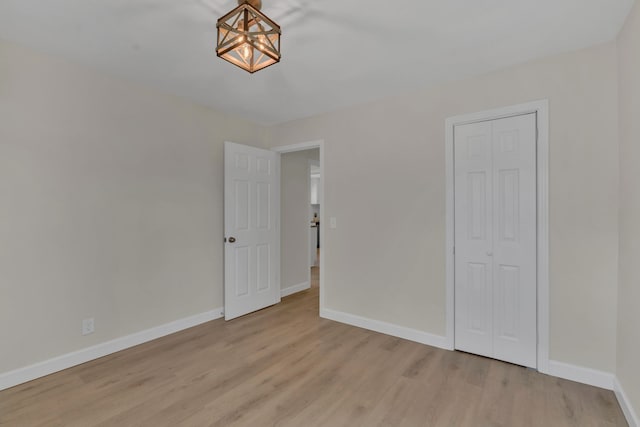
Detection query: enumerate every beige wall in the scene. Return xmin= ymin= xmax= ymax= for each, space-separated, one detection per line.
xmin=281 ymin=149 xmax=320 ymax=291
xmin=0 ymin=39 xmax=266 ymax=373
xmin=617 ymin=0 xmax=640 ymax=417
xmin=0 ymin=32 xmax=628 ymax=387
xmin=267 ymin=43 xmax=620 ymax=373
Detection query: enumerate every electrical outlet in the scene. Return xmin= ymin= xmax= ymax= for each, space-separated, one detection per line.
xmin=82 ymin=318 xmax=95 ymax=336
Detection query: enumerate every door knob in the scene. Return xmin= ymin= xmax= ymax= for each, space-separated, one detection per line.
xmin=228 ymin=237 xmax=237 ymax=243
xmin=486 ymin=251 xmax=493 ymax=257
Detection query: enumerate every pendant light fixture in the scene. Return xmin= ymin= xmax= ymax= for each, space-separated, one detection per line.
xmin=216 ymin=0 xmax=281 ymax=73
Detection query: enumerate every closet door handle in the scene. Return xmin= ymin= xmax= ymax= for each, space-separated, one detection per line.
xmin=486 ymin=251 xmax=493 ymax=257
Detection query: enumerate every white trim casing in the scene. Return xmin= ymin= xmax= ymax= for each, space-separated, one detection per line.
xmin=272 ymin=140 xmax=325 ymax=313
xmin=546 ymin=360 xmax=614 ymax=390
xmin=445 ymin=100 xmax=550 ymax=372
xmin=281 ymin=281 xmax=311 ymax=298
xmin=445 ymin=118 xmax=455 ymax=351
xmin=321 ymin=308 xmax=449 ymax=350
xmin=272 ymin=140 xmax=323 ymax=154
xmin=615 ymin=377 xmax=640 ymax=427
xmin=0 ymin=308 xmax=224 ymax=391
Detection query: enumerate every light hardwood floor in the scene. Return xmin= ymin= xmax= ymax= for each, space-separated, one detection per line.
xmin=0 ymin=267 xmax=627 ymax=426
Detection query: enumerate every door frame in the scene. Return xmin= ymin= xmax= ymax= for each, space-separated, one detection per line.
xmin=445 ymin=100 xmax=549 ymax=373
xmin=272 ymin=140 xmax=325 ymax=313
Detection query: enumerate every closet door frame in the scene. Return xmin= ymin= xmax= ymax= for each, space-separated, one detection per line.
xmin=444 ymin=99 xmax=549 ymax=374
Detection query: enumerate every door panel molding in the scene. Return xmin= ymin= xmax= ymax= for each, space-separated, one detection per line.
xmin=445 ymin=100 xmax=549 ymax=374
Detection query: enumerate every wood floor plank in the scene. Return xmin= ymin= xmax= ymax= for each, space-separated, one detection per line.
xmin=0 ymin=268 xmax=628 ymax=426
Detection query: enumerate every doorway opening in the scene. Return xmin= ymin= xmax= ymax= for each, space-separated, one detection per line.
xmin=309 ymin=159 xmax=321 ymax=293
xmin=273 ymin=141 xmax=325 ymax=313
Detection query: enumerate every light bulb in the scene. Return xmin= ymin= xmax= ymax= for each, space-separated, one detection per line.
xmin=239 ymin=44 xmax=251 ymax=60
xmin=235 ymin=32 xmax=251 ymax=60
xmin=257 ymin=34 xmax=268 ymax=50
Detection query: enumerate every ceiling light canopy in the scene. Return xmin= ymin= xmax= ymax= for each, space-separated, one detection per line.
xmin=216 ymin=0 xmax=281 ymax=74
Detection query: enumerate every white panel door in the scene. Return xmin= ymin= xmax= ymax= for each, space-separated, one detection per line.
xmin=224 ymin=142 xmax=280 ymax=320
xmin=454 ymin=121 xmax=494 ymax=359
xmin=454 ymin=113 xmax=537 ymax=368
xmin=491 ymin=114 xmax=537 ymax=367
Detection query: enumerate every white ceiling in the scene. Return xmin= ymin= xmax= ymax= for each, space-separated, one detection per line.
xmin=0 ymin=0 xmax=634 ymax=124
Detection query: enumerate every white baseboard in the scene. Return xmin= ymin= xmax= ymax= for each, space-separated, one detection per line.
xmin=320 ymin=308 xmax=449 ymax=350
xmin=317 ymin=310 xmax=619 ymax=392
xmin=0 ymin=307 xmax=224 ymax=391
xmin=615 ymin=377 xmax=639 ymax=427
xmin=4 ymin=304 xmax=635 ymax=427
xmin=546 ymin=360 xmax=614 ymax=390
xmin=281 ymin=282 xmax=310 ymax=298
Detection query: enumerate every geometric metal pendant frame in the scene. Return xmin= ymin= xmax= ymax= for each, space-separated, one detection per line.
xmin=216 ymin=1 xmax=281 ymax=73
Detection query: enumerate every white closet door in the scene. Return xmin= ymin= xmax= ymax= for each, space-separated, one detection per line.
xmin=454 ymin=121 xmax=495 ymax=359
xmin=491 ymin=114 xmax=537 ymax=367
xmin=454 ymin=113 xmax=537 ymax=368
